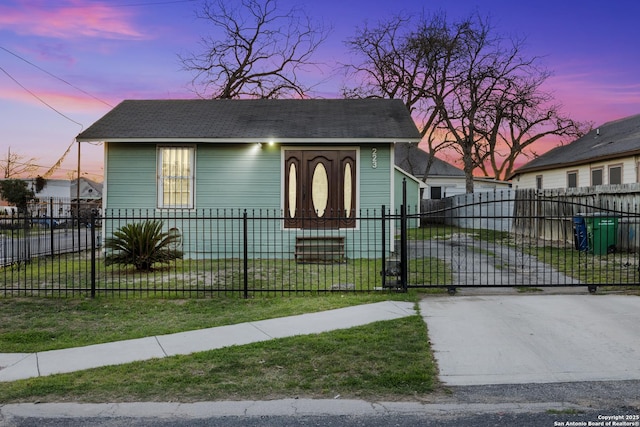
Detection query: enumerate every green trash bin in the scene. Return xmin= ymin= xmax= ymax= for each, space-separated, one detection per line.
xmin=585 ymin=214 xmax=619 ymax=255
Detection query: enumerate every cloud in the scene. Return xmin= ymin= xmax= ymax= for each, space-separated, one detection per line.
xmin=33 ymin=42 xmax=77 ymax=65
xmin=0 ymin=83 xmax=115 ymax=115
xmin=544 ymin=70 xmax=640 ymax=124
xmin=0 ymin=0 xmax=148 ymax=40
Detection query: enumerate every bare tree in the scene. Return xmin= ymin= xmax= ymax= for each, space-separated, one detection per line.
xmin=475 ymin=74 xmax=590 ymax=179
xmin=0 ymin=147 xmax=38 ymax=178
xmin=343 ymin=13 xmax=456 ymax=181
xmin=345 ymin=12 xmax=587 ymax=192
xmin=180 ymin=0 xmax=329 ymax=99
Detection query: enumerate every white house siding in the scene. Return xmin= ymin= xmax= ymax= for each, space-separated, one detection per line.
xmin=423 ymin=176 xmax=511 ymax=199
xmin=424 ymin=176 xmax=466 ymax=199
xmin=27 ymin=179 xmax=73 ymax=218
xmin=513 ymin=156 xmax=640 ymax=190
xmin=28 ymin=179 xmax=71 ymax=199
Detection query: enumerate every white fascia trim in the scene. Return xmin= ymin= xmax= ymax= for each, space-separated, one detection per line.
xmin=77 ymin=137 xmax=419 ymax=144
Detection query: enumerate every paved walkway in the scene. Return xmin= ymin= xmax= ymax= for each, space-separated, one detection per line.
xmin=0 ymin=300 xmax=416 ymax=382
xmin=2 ymin=294 xmax=639 ymax=388
xmin=420 ymin=293 xmax=640 ymax=386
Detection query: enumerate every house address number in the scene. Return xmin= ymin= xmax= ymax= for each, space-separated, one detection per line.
xmin=371 ymin=148 xmax=378 ymax=169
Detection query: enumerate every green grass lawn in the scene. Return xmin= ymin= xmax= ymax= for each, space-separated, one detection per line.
xmin=526 ymin=246 xmax=640 ymax=287
xmin=2 ymin=254 xmax=445 ymax=294
xmin=0 ymin=293 xmax=439 ymax=403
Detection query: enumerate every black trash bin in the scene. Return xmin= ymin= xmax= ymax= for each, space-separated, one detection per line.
xmin=573 ymin=215 xmax=588 ymax=251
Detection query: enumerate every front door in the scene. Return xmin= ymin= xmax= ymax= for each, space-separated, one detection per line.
xmin=285 ymin=149 xmax=356 ymax=229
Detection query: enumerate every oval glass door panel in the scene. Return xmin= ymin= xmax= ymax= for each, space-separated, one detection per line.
xmin=288 ymin=163 xmax=297 ymax=218
xmin=344 ymin=163 xmax=352 ymax=217
xmin=312 ymin=163 xmax=328 ymax=217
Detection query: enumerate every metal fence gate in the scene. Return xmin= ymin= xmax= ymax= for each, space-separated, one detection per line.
xmin=2 ymin=187 xmax=640 ymax=297
xmin=399 ymin=187 xmax=640 ymax=294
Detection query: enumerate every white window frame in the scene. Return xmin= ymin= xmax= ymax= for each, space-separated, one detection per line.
xmin=157 ymin=145 xmax=195 ymax=209
xmin=567 ymin=170 xmax=578 ymax=188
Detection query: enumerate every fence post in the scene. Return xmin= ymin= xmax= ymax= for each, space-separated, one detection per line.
xmin=49 ymin=198 xmax=55 ymax=258
xmin=23 ymin=211 xmax=31 ymax=263
xmin=381 ymin=205 xmax=386 ymax=288
xmin=90 ymin=211 xmax=96 ymax=298
xmin=243 ymin=210 xmax=248 ymax=299
xmin=400 ymin=179 xmax=408 ymax=292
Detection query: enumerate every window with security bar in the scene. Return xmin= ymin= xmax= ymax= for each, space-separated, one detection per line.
xmin=157 ymin=146 xmax=195 ymax=209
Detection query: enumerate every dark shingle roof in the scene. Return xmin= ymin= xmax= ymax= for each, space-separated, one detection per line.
xmin=512 ymin=113 xmax=640 ymax=177
xmin=394 ymin=144 xmax=464 ymax=177
xmin=77 ymin=99 xmax=421 ymax=142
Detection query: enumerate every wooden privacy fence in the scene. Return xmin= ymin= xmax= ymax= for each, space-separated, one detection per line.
xmin=513 ymin=185 xmax=640 ymax=251
xmin=422 ymin=184 xmax=640 ymax=252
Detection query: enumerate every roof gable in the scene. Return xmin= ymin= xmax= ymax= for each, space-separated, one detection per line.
xmin=394 ymin=144 xmax=465 ymax=177
xmin=77 ymin=99 xmax=421 ymax=142
xmin=513 ymin=113 xmax=640 ymax=176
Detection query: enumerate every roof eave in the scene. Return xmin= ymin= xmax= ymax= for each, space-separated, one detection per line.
xmin=76 ymin=137 xmax=420 ymax=144
xmin=510 ymin=149 xmax=640 ymax=179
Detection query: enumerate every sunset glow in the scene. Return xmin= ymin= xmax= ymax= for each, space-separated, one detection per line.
xmin=0 ymin=1 xmax=145 ymax=40
xmin=1 ymin=0 xmax=639 ymax=180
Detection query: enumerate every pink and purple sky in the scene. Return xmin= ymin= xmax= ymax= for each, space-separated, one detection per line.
xmin=1 ymin=0 xmax=639 ymax=180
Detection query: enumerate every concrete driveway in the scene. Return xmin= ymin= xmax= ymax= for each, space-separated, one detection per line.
xmin=419 ymin=294 xmax=640 ymax=386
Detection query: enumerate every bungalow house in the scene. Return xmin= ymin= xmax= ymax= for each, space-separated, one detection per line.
xmin=76 ymin=98 xmax=421 ymax=259
xmin=71 ymin=177 xmax=103 ymax=201
xmin=509 ymin=113 xmax=640 ymax=189
xmin=394 ymin=144 xmax=510 ymax=199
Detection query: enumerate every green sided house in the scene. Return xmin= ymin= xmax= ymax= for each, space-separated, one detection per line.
xmin=76 ymin=98 xmax=421 ymax=261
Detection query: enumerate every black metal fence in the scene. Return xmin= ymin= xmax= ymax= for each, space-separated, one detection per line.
xmin=413 ymin=189 xmax=640 ymax=294
xmin=2 ymin=189 xmax=639 ymax=298
xmin=1 ymin=207 xmax=411 ymax=298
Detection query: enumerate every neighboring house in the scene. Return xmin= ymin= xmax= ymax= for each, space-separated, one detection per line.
xmin=0 ymin=178 xmax=71 ymax=218
xmin=394 ymin=144 xmax=510 ymax=199
xmin=26 ymin=178 xmax=71 ymax=199
xmin=509 ymin=113 xmax=640 ymax=189
xmin=28 ymin=178 xmax=71 ymax=219
xmin=17 ymin=178 xmax=102 ymax=219
xmin=71 ymin=177 xmax=103 ymax=200
xmin=76 ymin=98 xmax=421 ymax=258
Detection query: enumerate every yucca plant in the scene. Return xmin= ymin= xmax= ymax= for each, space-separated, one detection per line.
xmin=104 ymin=220 xmax=183 ymax=271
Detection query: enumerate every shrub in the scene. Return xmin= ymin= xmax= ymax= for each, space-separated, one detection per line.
xmin=104 ymin=220 xmax=183 ymax=271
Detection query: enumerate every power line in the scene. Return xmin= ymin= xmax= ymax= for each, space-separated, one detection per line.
xmin=0 ymin=65 xmax=84 ymax=130
xmin=0 ymin=46 xmax=113 ymax=108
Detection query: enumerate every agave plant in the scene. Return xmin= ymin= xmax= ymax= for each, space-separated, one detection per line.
xmin=104 ymin=220 xmax=183 ymax=271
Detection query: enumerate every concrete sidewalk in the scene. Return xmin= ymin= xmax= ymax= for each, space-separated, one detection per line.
xmin=0 ymin=300 xmax=416 ymax=383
